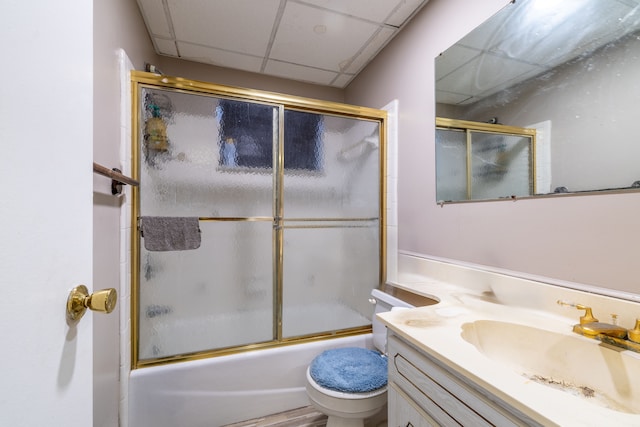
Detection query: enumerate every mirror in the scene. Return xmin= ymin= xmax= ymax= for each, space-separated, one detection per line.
xmin=435 ymin=0 xmax=640 ymax=201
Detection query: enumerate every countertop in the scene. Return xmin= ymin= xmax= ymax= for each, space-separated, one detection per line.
xmin=377 ymin=278 xmax=640 ymax=426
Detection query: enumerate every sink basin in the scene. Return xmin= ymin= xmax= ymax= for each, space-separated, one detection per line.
xmin=461 ymin=320 xmax=640 ymax=413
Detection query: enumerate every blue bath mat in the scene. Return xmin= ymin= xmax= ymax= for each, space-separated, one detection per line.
xmin=310 ymin=347 xmax=387 ymax=393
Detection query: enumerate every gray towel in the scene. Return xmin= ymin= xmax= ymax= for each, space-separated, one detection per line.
xmin=140 ymin=216 xmax=201 ymax=251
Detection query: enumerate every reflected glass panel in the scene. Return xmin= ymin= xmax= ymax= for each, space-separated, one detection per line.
xmin=282 ymin=223 xmax=379 ymax=338
xmin=470 ymin=132 xmax=532 ymax=200
xmin=436 ymin=121 xmax=533 ymax=201
xmin=436 ymin=128 xmax=467 ymax=202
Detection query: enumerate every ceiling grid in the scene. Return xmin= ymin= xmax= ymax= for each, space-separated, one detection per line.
xmin=136 ymin=0 xmax=430 ymax=87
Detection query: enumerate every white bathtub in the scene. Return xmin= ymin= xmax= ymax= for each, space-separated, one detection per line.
xmin=129 ymin=334 xmax=373 ymax=427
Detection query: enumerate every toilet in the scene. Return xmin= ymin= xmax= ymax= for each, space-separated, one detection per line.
xmin=305 ymin=288 xmax=414 ymax=427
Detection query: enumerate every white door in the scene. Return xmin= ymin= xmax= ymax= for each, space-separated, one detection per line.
xmin=0 ymin=1 xmax=94 ymax=425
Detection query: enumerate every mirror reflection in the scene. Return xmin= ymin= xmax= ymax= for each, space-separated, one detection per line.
xmin=435 ymin=0 xmax=640 ymax=201
xmin=436 ymin=118 xmax=535 ymax=202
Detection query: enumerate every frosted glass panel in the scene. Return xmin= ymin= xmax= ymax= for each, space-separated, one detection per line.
xmin=138 ymin=221 xmax=273 ymax=360
xmin=281 ymin=223 xmax=378 ymax=338
xmin=139 ymin=88 xmax=277 ymax=218
xmin=283 ymin=112 xmax=380 ymax=218
xmin=471 ymin=132 xmax=532 ymax=199
xmin=436 ymin=129 xmax=467 ymax=202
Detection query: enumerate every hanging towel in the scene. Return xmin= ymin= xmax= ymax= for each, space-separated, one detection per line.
xmin=140 ymin=216 xmax=201 ymax=251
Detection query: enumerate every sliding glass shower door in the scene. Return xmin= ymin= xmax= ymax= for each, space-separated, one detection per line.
xmin=132 ymin=72 xmax=386 ymax=367
xmin=281 ymin=112 xmax=380 ymax=338
xmin=136 ymin=88 xmax=278 ymax=361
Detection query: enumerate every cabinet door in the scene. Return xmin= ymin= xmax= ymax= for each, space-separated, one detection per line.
xmin=389 ymin=383 xmax=439 ymax=427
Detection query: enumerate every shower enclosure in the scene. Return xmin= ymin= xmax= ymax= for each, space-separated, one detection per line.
xmin=131 ymin=72 xmax=386 ymax=367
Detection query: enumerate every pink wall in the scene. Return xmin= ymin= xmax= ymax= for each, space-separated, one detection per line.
xmin=346 ymin=0 xmax=640 ymax=294
xmin=93 ymin=0 xmax=157 ymax=425
xmin=157 ymin=57 xmax=345 ymax=103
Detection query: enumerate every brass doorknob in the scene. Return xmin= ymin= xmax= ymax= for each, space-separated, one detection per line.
xmin=66 ymin=285 xmax=117 ymax=323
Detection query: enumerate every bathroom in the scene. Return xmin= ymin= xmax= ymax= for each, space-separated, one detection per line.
xmin=3 ymin=0 xmax=640 ymax=426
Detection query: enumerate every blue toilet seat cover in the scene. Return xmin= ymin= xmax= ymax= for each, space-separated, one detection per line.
xmin=309 ymin=347 xmax=387 ymax=393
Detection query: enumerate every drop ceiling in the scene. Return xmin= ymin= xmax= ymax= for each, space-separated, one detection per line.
xmin=136 ymin=0 xmax=429 ymax=88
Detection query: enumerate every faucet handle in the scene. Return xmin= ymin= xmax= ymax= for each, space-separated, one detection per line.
xmin=578 ymin=306 xmax=599 ymax=324
xmin=556 ymin=300 xmax=599 ymax=324
xmin=629 ymin=319 xmax=640 ymax=344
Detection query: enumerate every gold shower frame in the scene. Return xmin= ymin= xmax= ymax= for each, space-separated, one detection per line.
xmin=130 ymin=71 xmax=387 ymax=369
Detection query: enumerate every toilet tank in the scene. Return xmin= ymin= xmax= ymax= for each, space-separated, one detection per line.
xmin=370 ymin=287 xmax=414 ymax=353
xmin=370 ymin=285 xmax=439 ymax=353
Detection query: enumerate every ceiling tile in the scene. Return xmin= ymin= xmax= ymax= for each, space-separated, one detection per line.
xmin=455 ymin=6 xmax=510 ymax=52
xmin=475 ymin=67 xmax=547 ymax=100
xmin=167 ymin=0 xmax=281 ymax=56
xmin=457 ymin=96 xmax=481 ymax=106
xmin=435 ymin=91 xmax=472 ymax=105
xmin=331 ymin=73 xmax=356 ymax=88
xmin=155 ymin=38 xmax=178 ymax=56
xmin=435 ymin=45 xmax=480 ymax=81
xmin=300 ymin=0 xmax=402 ymax=23
xmin=271 ymin=2 xmax=380 ymax=72
xmin=344 ymin=26 xmax=396 ymax=74
xmin=136 ymin=0 xmax=430 ymax=87
xmin=490 ymin=0 xmax=638 ymax=68
xmin=177 ymin=42 xmax=264 ymax=73
xmin=437 ymin=54 xmax=544 ymax=98
xmin=386 ymin=0 xmax=428 ymax=27
xmin=264 ymin=60 xmax=338 ymax=85
xmin=137 ymin=0 xmax=173 ymax=38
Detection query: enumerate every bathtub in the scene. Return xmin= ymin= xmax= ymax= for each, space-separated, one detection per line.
xmin=129 ymin=333 xmax=373 ymax=427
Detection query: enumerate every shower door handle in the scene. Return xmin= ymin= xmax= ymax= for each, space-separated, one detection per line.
xmin=66 ymin=285 xmax=117 ymax=323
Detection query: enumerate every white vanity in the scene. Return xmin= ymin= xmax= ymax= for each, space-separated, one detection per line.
xmin=379 ymin=253 xmax=640 ymax=427
xmin=387 ymin=332 xmax=541 ymax=426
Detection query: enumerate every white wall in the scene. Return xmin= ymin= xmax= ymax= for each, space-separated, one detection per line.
xmin=346 ymin=0 xmax=640 ymax=294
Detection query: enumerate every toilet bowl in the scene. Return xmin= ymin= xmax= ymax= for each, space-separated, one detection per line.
xmin=306 ymin=366 xmax=387 ymax=427
xmin=305 ymin=288 xmax=414 ymax=427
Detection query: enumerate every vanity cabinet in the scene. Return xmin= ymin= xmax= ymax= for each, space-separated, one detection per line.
xmin=387 ymin=332 xmax=542 ymax=427
xmin=389 ymin=382 xmax=438 ymax=427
